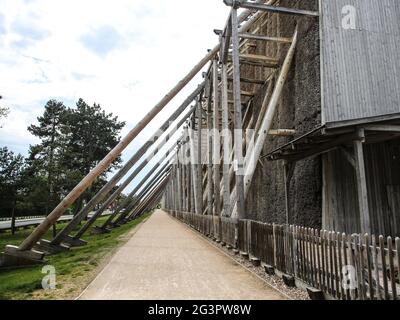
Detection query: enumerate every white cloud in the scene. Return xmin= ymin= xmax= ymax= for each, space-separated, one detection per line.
xmin=0 ymin=0 xmax=230 ymax=192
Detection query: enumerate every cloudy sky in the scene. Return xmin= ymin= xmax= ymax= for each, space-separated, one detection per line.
xmin=0 ymin=0 xmax=230 ymax=192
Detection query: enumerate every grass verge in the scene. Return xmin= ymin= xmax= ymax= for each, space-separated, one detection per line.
xmin=0 ymin=212 xmax=152 ymax=300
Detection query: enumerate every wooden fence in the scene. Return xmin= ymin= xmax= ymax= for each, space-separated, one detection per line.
xmin=168 ymin=210 xmax=400 ymax=300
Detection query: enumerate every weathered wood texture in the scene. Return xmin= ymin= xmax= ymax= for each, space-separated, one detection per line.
xmin=323 ymin=139 xmax=400 ymax=237
xmin=321 ymin=0 xmax=400 ymax=125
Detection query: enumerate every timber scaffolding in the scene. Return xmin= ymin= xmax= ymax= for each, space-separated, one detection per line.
xmin=1 ymin=0 xmax=399 ymax=301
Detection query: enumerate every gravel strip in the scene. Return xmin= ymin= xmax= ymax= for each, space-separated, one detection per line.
xmin=201 ymin=235 xmax=310 ymax=300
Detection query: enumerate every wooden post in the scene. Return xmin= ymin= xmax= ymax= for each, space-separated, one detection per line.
xmin=196 ymin=99 xmax=203 ymax=215
xmin=213 ymin=59 xmax=221 ymax=216
xmin=231 ymin=7 xmax=245 ymax=219
xmin=184 ymin=127 xmax=192 ymax=213
xmin=206 ymin=73 xmax=214 ymax=216
xmin=353 ymin=128 xmax=371 ymax=235
xmin=283 ymin=161 xmax=295 ymax=225
xmin=177 ymin=146 xmax=183 ymax=213
xmin=221 ymin=61 xmax=231 ymax=217
xmin=11 ymin=198 xmax=16 ymax=235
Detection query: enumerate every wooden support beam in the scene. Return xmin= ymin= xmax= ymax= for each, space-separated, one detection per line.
xmin=229 ymin=53 xmax=280 ymax=68
xmin=231 ymin=7 xmax=245 ymax=219
xmin=213 ymin=60 xmax=221 ymax=215
xmin=268 ymin=129 xmax=296 ymax=136
xmin=221 ymin=63 xmax=231 ymax=216
xmin=228 ymin=90 xmax=255 ymax=97
xmin=206 ymin=74 xmax=214 ymax=216
xmin=354 ymin=128 xmax=371 ymax=235
xmin=226 ymin=1 xmax=320 ymax=17
xmin=221 ymin=13 xmax=232 ymax=64
xmin=238 ymin=32 xmax=292 ymax=43
xmin=225 ymin=76 xmax=266 ymax=85
xmin=364 ymin=124 xmax=400 ymax=132
xmin=283 ymin=161 xmax=295 ymax=225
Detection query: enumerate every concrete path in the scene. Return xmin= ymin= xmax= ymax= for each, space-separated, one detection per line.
xmin=79 ymin=210 xmax=287 ymax=300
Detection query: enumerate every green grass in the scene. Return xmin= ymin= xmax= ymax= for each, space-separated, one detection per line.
xmin=0 ymin=212 xmax=152 ymax=300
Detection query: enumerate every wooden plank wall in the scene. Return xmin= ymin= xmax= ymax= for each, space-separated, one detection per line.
xmin=322 ymin=139 xmax=400 ymax=237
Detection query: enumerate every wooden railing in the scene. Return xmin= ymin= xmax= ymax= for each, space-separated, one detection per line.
xmin=167 ymin=210 xmax=400 ymax=300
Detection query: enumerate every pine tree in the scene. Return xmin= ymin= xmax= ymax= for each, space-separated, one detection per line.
xmin=28 ymin=99 xmax=67 ymax=215
xmin=62 ymin=99 xmax=125 ymax=214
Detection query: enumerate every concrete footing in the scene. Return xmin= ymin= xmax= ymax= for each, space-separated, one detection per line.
xmin=61 ymin=235 xmax=87 ymax=247
xmin=91 ymin=226 xmax=111 ymax=235
xmin=264 ymin=264 xmax=275 ymax=275
xmin=240 ymin=251 xmax=249 ymax=259
xmin=282 ymin=274 xmax=296 ymax=287
xmin=306 ymin=287 xmax=325 ymax=300
xmin=0 ymin=245 xmax=45 ymax=268
xmin=250 ymin=257 xmax=261 ymax=267
xmin=35 ymin=239 xmax=70 ymax=255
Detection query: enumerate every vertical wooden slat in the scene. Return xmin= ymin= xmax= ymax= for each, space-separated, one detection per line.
xmin=358 ymin=235 xmax=366 ymax=300
xmin=364 ymin=234 xmax=374 ymax=300
xmin=372 ymin=235 xmax=382 ymax=300
xmin=343 ymin=233 xmax=351 ymax=300
xmin=310 ymin=228 xmax=316 ymax=287
xmin=329 ymin=231 xmax=335 ymax=295
xmin=349 ymin=234 xmax=357 ymax=300
xmin=326 ymin=230 xmax=332 ymax=295
xmin=387 ymin=236 xmax=397 ymax=300
xmin=300 ymin=227 xmax=305 ymax=281
xmin=333 ymin=232 xmax=339 ymax=298
xmin=337 ymin=232 xmax=345 ymax=300
xmin=316 ymin=229 xmax=322 ymax=290
xmin=379 ymin=235 xmax=389 ymax=299
xmin=321 ymin=230 xmax=326 ymax=291
xmin=305 ymin=227 xmax=310 ymax=283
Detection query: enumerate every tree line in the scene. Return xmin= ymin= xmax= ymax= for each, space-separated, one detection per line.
xmin=0 ymin=99 xmax=126 ymax=219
